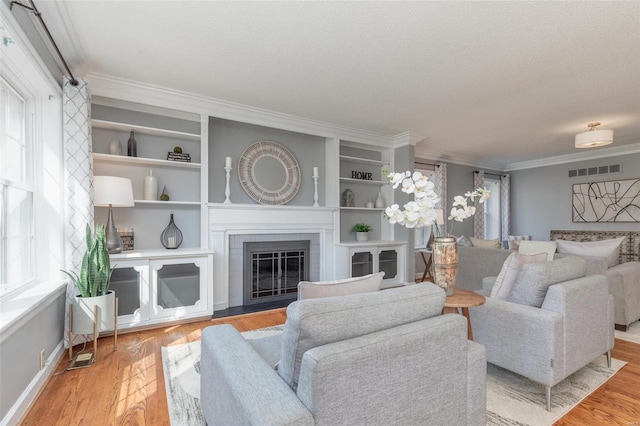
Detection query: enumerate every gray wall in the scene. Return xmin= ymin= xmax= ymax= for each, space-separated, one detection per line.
xmin=511 ymin=152 xmax=640 ymax=240
xmin=208 ymin=117 xmax=326 ymax=205
xmin=0 ymin=290 xmax=66 ymax=420
xmin=3 ymin=0 xmax=63 ymax=82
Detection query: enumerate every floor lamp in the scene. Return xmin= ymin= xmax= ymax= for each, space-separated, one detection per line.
xmin=93 ymin=176 xmax=135 ymax=254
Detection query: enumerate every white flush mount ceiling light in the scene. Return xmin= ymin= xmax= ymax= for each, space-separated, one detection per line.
xmin=575 ymin=122 xmax=614 ymax=148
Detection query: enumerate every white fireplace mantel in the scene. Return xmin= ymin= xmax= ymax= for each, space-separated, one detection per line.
xmin=208 ymin=203 xmax=337 ymax=310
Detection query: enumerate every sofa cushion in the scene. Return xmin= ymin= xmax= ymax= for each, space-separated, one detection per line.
xmin=556 ymin=237 xmax=625 ymax=267
xmin=508 ymin=255 xmax=587 ymax=307
xmin=297 ymin=272 xmax=384 ymax=300
xmin=470 ymin=237 xmax=501 ymax=249
xmin=490 ymin=252 xmax=547 ymax=300
xmin=278 ymin=283 xmax=445 ymax=390
xmin=518 ymin=240 xmax=558 ymax=261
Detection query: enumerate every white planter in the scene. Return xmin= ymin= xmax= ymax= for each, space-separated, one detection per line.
xmin=356 ymin=232 xmax=369 ymax=242
xmin=72 ymin=291 xmax=116 ymax=335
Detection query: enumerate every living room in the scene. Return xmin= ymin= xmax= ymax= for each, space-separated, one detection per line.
xmin=1 ymin=1 xmax=639 ymax=425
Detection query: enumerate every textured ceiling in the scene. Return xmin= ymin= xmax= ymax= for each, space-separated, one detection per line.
xmin=34 ymin=1 xmax=640 ymax=169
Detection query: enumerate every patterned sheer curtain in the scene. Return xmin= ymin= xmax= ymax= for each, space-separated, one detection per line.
xmin=473 ymin=170 xmax=485 ymax=238
xmin=501 ymin=174 xmax=511 ymax=242
xmin=63 ymin=77 xmax=93 ymax=346
xmin=432 ymin=163 xmax=447 ymax=236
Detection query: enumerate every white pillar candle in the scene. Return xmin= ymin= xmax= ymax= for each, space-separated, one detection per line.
xmin=168 ymin=236 xmax=176 ymax=248
xmin=225 ymin=156 xmax=232 ymax=168
xmin=313 ymin=167 xmax=319 ymax=178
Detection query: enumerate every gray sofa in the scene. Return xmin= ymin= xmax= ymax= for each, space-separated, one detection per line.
xmin=469 ymin=255 xmax=615 ymax=411
xmin=457 ymin=245 xmax=640 ymax=330
xmin=200 ymin=284 xmax=487 ymax=426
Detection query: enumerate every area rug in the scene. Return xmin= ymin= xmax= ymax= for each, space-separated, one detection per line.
xmin=162 ymin=326 xmax=626 ymax=426
xmin=615 ymin=320 xmax=640 ymax=344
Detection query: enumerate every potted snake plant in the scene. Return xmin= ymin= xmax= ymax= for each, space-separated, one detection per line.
xmin=62 ymin=224 xmax=116 ymax=334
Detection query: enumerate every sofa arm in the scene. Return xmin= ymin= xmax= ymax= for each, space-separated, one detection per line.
xmin=542 ymin=276 xmax=614 ymax=375
xmin=469 ymin=298 xmax=564 ymax=386
xmin=201 ymin=325 xmax=314 ymax=426
xmin=466 ymin=340 xmax=487 ymax=426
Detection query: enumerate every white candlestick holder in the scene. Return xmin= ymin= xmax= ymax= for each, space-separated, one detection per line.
xmin=313 ymin=176 xmax=319 ymax=207
xmin=224 ymin=166 xmax=232 ymax=204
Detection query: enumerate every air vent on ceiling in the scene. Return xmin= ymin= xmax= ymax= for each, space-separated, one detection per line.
xmin=568 ymin=163 xmax=621 ymax=178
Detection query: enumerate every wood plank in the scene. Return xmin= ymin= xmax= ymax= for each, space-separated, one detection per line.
xmin=18 ymin=310 xmax=639 ymax=425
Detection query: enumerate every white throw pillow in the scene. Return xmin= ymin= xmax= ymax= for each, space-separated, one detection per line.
xmin=469 ymin=237 xmax=501 ymax=249
xmin=297 ymin=272 xmax=384 ymax=300
xmin=490 ymin=252 xmax=548 ymax=300
xmin=507 ymin=235 xmax=532 ymax=250
xmin=518 ymin=240 xmax=558 ymax=261
xmin=556 ymin=237 xmax=625 ymax=267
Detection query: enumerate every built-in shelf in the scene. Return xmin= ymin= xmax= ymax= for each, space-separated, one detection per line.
xmin=340 ymin=207 xmax=385 ymax=211
xmin=134 ymin=200 xmax=201 ymax=206
xmin=93 ymin=153 xmax=201 ymax=169
xmin=339 ymin=154 xmax=387 ymax=166
xmin=110 ymin=247 xmax=212 ymax=260
xmin=92 ymin=119 xmax=200 ymax=141
xmin=339 ymin=177 xmax=386 ymax=185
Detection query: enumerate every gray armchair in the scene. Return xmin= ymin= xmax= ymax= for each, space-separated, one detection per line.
xmin=469 ymin=255 xmax=614 ymax=411
xmin=201 ymin=283 xmax=487 ymax=425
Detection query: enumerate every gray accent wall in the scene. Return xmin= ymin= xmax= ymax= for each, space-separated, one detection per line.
xmin=510 ymin=152 xmax=640 ymax=240
xmin=208 ymin=118 xmax=326 ymax=206
xmin=0 ymin=289 xmax=66 ymax=420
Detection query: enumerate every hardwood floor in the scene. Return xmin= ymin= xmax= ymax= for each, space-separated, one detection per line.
xmin=19 ymin=310 xmax=640 ymax=425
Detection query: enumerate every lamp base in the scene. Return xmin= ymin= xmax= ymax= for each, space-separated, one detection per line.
xmin=105 ymin=205 xmax=123 ymax=254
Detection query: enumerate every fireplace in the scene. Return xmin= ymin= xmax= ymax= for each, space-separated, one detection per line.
xmin=243 ymin=240 xmax=310 ymax=305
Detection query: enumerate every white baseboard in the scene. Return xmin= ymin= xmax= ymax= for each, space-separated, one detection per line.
xmin=0 ymin=341 xmax=65 ymax=426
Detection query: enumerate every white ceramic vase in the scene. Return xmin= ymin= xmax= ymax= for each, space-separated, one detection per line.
xmin=375 ymin=192 xmax=385 ymax=208
xmin=356 ymin=232 xmax=369 ymax=242
xmin=109 ymin=138 xmax=122 ymax=155
xmin=143 ymin=169 xmax=158 ymax=200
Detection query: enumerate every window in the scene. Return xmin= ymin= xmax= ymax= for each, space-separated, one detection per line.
xmin=484 ymin=179 xmax=501 ymax=240
xmin=0 ymin=77 xmax=34 ymax=296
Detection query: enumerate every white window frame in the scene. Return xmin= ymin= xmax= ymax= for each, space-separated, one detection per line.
xmin=414 ymin=167 xmax=436 ymax=249
xmin=0 ymin=2 xmax=65 ymax=331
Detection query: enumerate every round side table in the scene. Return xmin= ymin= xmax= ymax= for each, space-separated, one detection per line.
xmin=442 ymin=287 xmax=486 ymax=340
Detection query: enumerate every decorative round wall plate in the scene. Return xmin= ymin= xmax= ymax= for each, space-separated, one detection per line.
xmin=237 ymin=141 xmax=301 ymax=205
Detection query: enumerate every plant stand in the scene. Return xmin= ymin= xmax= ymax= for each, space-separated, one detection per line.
xmin=68 ymin=297 xmax=118 ymax=363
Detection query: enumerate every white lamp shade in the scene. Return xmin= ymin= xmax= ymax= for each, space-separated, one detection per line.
xmin=435 ymin=209 xmax=445 ymax=225
xmin=93 ymin=176 xmax=135 ymax=207
xmin=575 ymin=129 xmax=613 ymax=148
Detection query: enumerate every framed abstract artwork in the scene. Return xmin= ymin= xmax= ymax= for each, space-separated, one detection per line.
xmin=572 ymin=178 xmax=640 ymax=222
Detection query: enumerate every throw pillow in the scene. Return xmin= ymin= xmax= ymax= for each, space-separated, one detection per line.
xmin=507 ymin=235 xmax=532 ymax=250
xmin=297 ymin=272 xmax=384 ymax=300
xmin=490 ymin=251 xmax=547 ymax=300
xmin=456 ymin=235 xmax=473 ymax=247
xmin=279 ymin=283 xmax=446 ymax=390
xmin=518 ymin=240 xmax=558 ymax=261
xmin=508 ymin=255 xmax=587 ymax=307
xmin=556 ymin=237 xmax=625 ymax=267
xmin=469 ymin=237 xmax=501 ymax=249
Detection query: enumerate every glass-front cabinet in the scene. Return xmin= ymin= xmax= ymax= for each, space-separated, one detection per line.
xmin=337 ymin=242 xmax=405 ymax=288
xmin=110 ymin=249 xmax=213 ymax=330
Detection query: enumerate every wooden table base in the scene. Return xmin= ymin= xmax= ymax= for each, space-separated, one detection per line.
xmin=442 ymin=288 xmax=486 ymax=341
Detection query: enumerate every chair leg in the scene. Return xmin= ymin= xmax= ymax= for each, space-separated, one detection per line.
xmin=545 ymin=386 xmax=552 ymax=412
xmin=606 ymin=350 xmax=611 ymax=368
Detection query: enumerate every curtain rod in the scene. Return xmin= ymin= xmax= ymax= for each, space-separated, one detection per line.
xmin=475 ymin=170 xmax=506 ymax=178
xmin=415 ymin=160 xmax=439 ymax=167
xmin=10 ymin=0 xmax=79 ymax=86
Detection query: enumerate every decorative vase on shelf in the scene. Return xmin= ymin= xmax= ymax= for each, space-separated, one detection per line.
xmin=375 ymin=192 xmax=385 ymax=208
xmin=432 ymin=237 xmax=458 ymax=296
xmin=127 ymin=130 xmax=137 ymax=157
xmin=143 ymin=169 xmax=158 ymax=200
xmin=109 ymin=138 xmax=122 ymax=155
xmin=161 ymin=212 xmax=183 ymax=249
xmin=341 ymin=189 xmax=354 ymax=207
xmin=356 ymin=232 xmax=369 ymax=242
xmin=365 ymin=199 xmax=374 ymax=208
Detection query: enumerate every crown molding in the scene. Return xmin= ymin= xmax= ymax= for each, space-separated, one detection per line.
xmin=504 ymin=143 xmax=640 ymax=171
xmin=392 ymin=132 xmax=424 ymax=148
xmin=414 ymin=145 xmax=506 ymax=171
xmin=85 ymin=73 xmax=393 ymax=147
